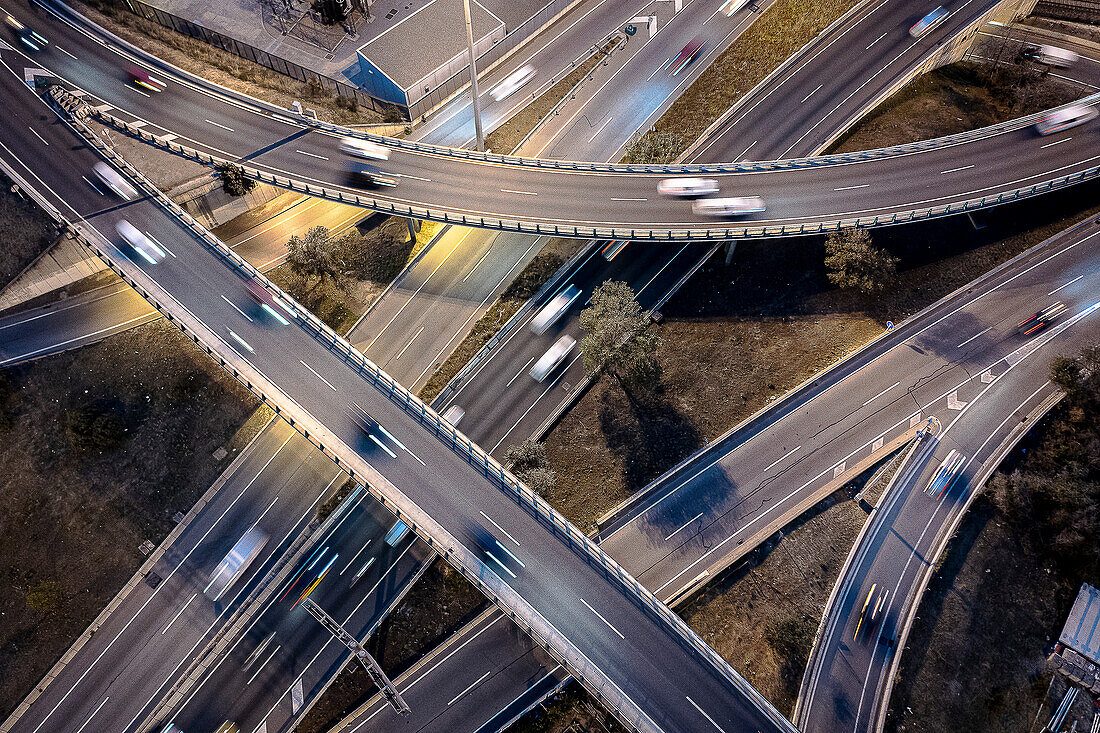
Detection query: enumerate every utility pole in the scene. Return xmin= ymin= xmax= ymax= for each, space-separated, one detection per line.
xmin=301 ymin=598 xmax=411 ymax=716
xmin=463 ymin=0 xmax=485 ymax=151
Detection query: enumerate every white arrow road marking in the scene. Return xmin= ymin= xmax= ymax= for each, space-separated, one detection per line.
xmin=946 ymin=391 xmax=967 ymax=410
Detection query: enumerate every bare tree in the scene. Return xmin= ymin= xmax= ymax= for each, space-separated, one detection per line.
xmin=823 ymin=229 xmax=898 ymax=295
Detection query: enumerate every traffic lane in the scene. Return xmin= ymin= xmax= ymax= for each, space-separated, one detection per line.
xmin=802 ymin=367 xmax=1074 ymax=733
xmin=6 ymin=418 xmax=342 ymax=733
xmin=601 ymin=227 xmax=1100 ymax=593
xmin=535 ymin=0 xmax=771 ymax=162
xmin=0 ymin=282 xmax=155 ymax=366
xmin=3 ymin=84 xmax=780 ymax=733
xmin=352 ymin=610 xmax=567 ymax=733
xmin=170 ymin=506 xmax=434 ymax=733
xmin=692 ymin=0 xmax=1005 ymax=161
xmin=443 ymin=240 xmax=707 ymax=453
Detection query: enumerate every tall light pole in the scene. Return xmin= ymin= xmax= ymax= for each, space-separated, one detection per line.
xmin=463 ymin=0 xmax=485 ymax=151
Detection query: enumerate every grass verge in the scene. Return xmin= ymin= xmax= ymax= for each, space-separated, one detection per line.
xmin=886 ymin=352 xmax=1100 ymax=733
xmin=418 ymin=238 xmax=584 ymax=403
xmin=0 ymin=178 xmax=60 ymax=294
xmin=75 ymin=0 xmax=387 ymax=125
xmin=621 ymin=0 xmax=862 ymax=163
xmin=826 ymin=61 xmax=1083 ymax=154
xmin=0 ymin=320 xmax=258 ymax=717
xmin=295 ymin=559 xmax=489 ymax=733
xmin=485 ymin=38 xmax=620 ymax=155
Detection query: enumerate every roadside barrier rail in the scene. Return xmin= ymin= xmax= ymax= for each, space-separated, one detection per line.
xmin=48 ymin=87 xmax=797 ymax=733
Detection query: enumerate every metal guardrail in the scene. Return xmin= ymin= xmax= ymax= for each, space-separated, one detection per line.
xmin=88 ymin=94 xmax=1100 ymax=241
xmin=50 ymin=88 xmax=797 ymax=733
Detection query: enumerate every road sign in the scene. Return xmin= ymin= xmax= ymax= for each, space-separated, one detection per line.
xmin=625 ymin=24 xmax=637 ymax=36
xmin=886 ymin=320 xmax=894 ymax=330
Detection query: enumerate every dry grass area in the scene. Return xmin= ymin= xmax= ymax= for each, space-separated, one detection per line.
xmin=485 ymin=39 xmax=620 ymax=155
xmin=621 ymin=0 xmax=861 ymax=163
xmin=296 ymin=560 xmax=488 ymax=733
xmin=266 ymin=216 xmax=442 ymax=334
xmin=76 ymin=0 xmax=386 ymax=125
xmin=0 ymin=179 xmax=59 ymax=293
xmin=827 ymin=61 xmax=1083 ymax=154
xmin=418 ymin=238 xmax=584 ymax=403
xmin=0 ymin=320 xmax=259 ymax=717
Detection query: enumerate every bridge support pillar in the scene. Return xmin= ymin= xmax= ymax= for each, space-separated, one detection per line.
xmin=724 ymin=240 xmax=737 ymax=264
xmin=407 ymin=217 xmax=422 ymax=242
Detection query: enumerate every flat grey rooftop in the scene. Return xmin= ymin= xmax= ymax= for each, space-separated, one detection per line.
xmin=356 ymin=0 xmax=501 ymax=89
xmin=1061 ymin=583 xmax=1100 ymax=665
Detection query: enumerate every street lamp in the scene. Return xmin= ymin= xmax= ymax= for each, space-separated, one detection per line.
xmin=463 ymin=0 xmax=485 ymax=151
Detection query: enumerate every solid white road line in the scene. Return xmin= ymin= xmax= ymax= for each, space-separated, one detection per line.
xmin=221 ymin=295 xmax=254 ymax=322
xmin=507 ymin=357 xmax=536 ymax=387
xmin=448 ymin=671 xmax=492 ymax=706
xmin=1041 ymin=137 xmax=1071 ymax=149
xmin=611 ymin=197 xmax=647 ymax=201
xmin=500 ymin=188 xmax=538 ymax=195
xmin=82 ymin=175 xmax=104 ymax=195
xmin=588 ymin=116 xmax=613 ymax=143
xmin=299 ymin=359 xmax=338 ymax=391
xmin=687 ymin=695 xmax=727 ymax=732
xmin=580 ymin=598 xmax=624 ymax=639
xmin=228 ymin=329 xmax=254 ymax=353
xmin=1049 ymin=274 xmax=1083 ymax=296
xmin=462 ymin=246 xmax=493 ymax=283
xmin=394 ymin=326 xmax=423 ymax=360
xmin=0 ymin=313 xmax=152 ymax=367
xmin=247 ymin=644 xmax=282 ymax=685
xmin=56 ymin=45 xmax=78 ymax=59
xmin=295 ymin=149 xmax=329 ymax=160
xmin=865 ymin=31 xmax=887 ymax=50
xmin=665 ymin=512 xmax=703 ymax=541
xmin=940 ymin=164 xmax=975 ymax=175
xmin=736 ymin=140 xmax=756 ymax=161
xmin=161 ymin=593 xmax=197 ymax=635
xmin=763 ymin=445 xmax=801 ymax=473
xmin=377 ymin=425 xmax=425 ymax=465
xmin=834 ymin=183 xmax=870 ymax=191
xmin=29 ymin=126 xmax=49 ymax=145
xmin=340 ymin=539 xmax=372 ymax=575
xmin=73 ymin=698 xmax=109 ymax=733
xmin=861 ymin=381 xmax=899 ymax=407
xmin=486 ymin=551 xmax=517 ymax=578
xmin=480 ymin=510 xmax=521 ymax=547
xmin=204 ymin=118 xmax=234 ymax=132
xmin=800 ymin=84 xmax=823 ymax=103
xmin=494 ymin=539 xmax=526 ymax=568
xmin=956 ymin=326 xmax=991 ymax=348
xmin=144 ymin=231 xmax=175 ymax=258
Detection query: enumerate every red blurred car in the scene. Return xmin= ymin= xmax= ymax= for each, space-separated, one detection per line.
xmin=128 ymin=65 xmax=167 ymax=93
xmin=667 ymin=37 xmax=707 ymax=76
xmin=1016 ymin=301 xmax=1067 ymax=336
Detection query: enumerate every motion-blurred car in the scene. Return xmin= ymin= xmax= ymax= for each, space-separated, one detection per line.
xmin=115 ymin=220 xmax=167 ymax=264
xmin=1025 ymin=44 xmax=1078 ymax=67
xmin=5 ymin=14 xmax=47 ymax=51
xmin=205 ymin=527 xmax=267 ymax=601
xmin=469 ymin=523 xmax=524 ymax=578
xmin=601 ymin=240 xmax=629 ymax=260
xmin=720 ymin=0 xmax=751 ymax=15
xmin=1016 ymin=301 xmax=1067 ymax=336
xmin=530 ymin=283 xmax=581 ymax=335
xmin=128 ymin=65 xmax=167 ymax=92
xmin=245 ymin=279 xmax=293 ymax=324
xmin=490 ymin=64 xmax=536 ymax=101
xmin=338 ymin=137 xmax=390 ymax=161
xmin=93 ymin=162 xmax=138 ymax=200
xmin=1035 ymin=104 xmax=1097 ymax=135
xmin=668 ymin=37 xmax=707 ymax=75
xmin=853 ymin=583 xmax=889 ymax=640
xmin=925 ymin=449 xmax=966 ymax=499
xmin=909 ymin=6 xmax=948 ymax=38
xmin=345 ymin=401 xmax=378 ymax=432
xmin=691 ymin=196 xmax=766 ymax=217
xmin=442 ymin=405 xmax=465 ymax=427
xmin=657 ymin=177 xmax=719 ymax=197
xmin=530 ymin=334 xmax=575 ymax=382
xmin=343 ymin=159 xmax=398 ymax=189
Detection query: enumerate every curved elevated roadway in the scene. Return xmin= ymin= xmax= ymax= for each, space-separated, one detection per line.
xmin=0 ymin=52 xmax=792 ymax=733
xmin=4 ymin=0 xmax=1099 ymax=240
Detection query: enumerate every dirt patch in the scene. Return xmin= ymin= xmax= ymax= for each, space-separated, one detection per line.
xmin=827 ymin=61 xmax=1083 ymax=154
xmin=621 ymin=0 xmax=862 ymax=163
xmin=0 ymin=320 xmax=258 ymax=717
xmin=76 ymin=0 xmax=385 ymax=125
xmin=485 ymin=39 xmax=620 ymax=155
xmin=418 ymin=238 xmax=585 ymax=403
xmin=0 ymin=177 xmax=60 ymax=293
xmin=296 ymin=559 xmax=489 ymax=733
